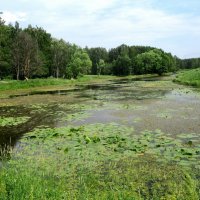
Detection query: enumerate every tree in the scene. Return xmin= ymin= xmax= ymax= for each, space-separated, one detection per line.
xmin=135 ymin=50 xmax=161 ymax=75
xmin=86 ymin=47 xmax=108 ymax=74
xmin=12 ymin=31 xmax=38 ymax=80
xmin=97 ymin=59 xmax=105 ymax=75
xmin=0 ymin=20 xmax=183 ymax=79
xmin=180 ymin=58 xmax=200 ymax=69
xmin=113 ymin=55 xmax=132 ymax=76
xmin=24 ymin=25 xmax=52 ymax=77
xmin=0 ymin=19 xmax=13 ymax=78
xmin=50 ymin=39 xmax=70 ymax=78
xmin=108 ymin=44 xmax=129 ymax=63
xmin=66 ymin=50 xmax=92 ymax=79
xmin=135 ymin=49 xmax=177 ymax=75
xmin=161 ymin=52 xmax=176 ymax=73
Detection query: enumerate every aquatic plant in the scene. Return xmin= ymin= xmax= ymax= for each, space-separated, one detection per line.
xmin=0 ymin=116 xmax=30 ymax=127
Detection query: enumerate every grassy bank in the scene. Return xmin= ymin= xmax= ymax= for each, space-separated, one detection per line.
xmin=174 ymin=68 xmax=200 ymax=87
xmin=0 ymin=74 xmax=169 ymax=92
xmin=0 ymin=76 xmax=116 ymax=92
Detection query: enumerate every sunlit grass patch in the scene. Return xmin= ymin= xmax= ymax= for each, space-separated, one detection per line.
xmin=175 ymin=68 xmax=200 ymax=87
xmin=0 ymin=75 xmax=115 ymax=92
xmin=0 ymin=154 xmax=199 ymax=200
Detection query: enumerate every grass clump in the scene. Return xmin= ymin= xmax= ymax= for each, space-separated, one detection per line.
xmin=0 ymin=157 xmax=199 ymax=200
xmin=76 ymin=158 xmax=199 ymax=200
xmin=174 ymin=68 xmax=200 ymax=87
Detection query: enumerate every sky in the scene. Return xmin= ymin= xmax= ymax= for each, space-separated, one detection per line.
xmin=1 ymin=0 xmax=200 ymax=58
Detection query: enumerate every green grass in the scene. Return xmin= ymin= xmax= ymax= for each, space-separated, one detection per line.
xmin=0 ymin=78 xmax=70 ymax=91
xmin=0 ymin=123 xmax=199 ymax=199
xmin=0 ymin=157 xmax=199 ymax=200
xmin=0 ymin=76 xmax=115 ymax=92
xmin=0 ymin=74 xmax=166 ymax=92
xmin=174 ymin=68 xmax=200 ymax=87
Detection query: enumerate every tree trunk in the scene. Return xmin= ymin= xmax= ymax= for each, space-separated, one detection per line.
xmin=16 ymin=63 xmax=19 ymax=80
xmin=56 ymin=66 xmax=59 ymax=79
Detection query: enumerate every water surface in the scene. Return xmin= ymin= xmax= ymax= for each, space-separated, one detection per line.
xmin=0 ymin=76 xmax=200 ymax=154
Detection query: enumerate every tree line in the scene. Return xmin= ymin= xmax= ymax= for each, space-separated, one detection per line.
xmin=0 ymin=20 xmax=92 ymax=80
xmin=177 ymin=58 xmax=200 ymax=69
xmin=0 ymin=19 xmax=198 ymax=80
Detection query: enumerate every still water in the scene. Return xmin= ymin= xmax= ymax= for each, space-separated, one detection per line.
xmin=0 ymin=76 xmax=200 ymax=154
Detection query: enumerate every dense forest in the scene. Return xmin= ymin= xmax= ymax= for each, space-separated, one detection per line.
xmin=0 ymin=19 xmax=199 ymax=80
xmin=178 ymin=58 xmax=200 ymax=69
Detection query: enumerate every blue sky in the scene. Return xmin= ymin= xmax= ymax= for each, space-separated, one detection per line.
xmin=1 ymin=0 xmax=200 ymax=58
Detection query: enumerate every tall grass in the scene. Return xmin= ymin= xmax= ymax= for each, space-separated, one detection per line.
xmin=0 ymin=156 xmax=199 ymax=200
xmin=0 ymin=78 xmax=72 ymax=91
xmin=174 ymin=68 xmax=200 ymax=87
xmin=0 ymin=75 xmax=117 ymax=91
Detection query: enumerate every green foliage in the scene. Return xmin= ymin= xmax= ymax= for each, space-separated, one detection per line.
xmin=0 ymin=20 xmax=179 ymax=79
xmin=175 ymin=68 xmax=200 ymax=87
xmin=135 ymin=50 xmax=160 ymax=74
xmin=180 ymin=58 xmax=200 ymax=69
xmin=66 ymin=49 xmax=92 ymax=78
xmin=113 ymin=55 xmax=132 ymax=76
xmin=108 ymin=44 xmax=130 ymax=62
xmin=50 ymin=39 xmax=71 ymax=78
xmin=1 ymin=20 xmax=199 ymax=80
xmin=97 ymin=59 xmax=105 ymax=75
xmin=108 ymin=45 xmax=177 ymax=76
xmin=12 ymin=31 xmax=38 ymax=79
xmin=24 ymin=25 xmax=52 ymax=77
xmin=86 ymin=47 xmax=108 ymax=74
xmin=135 ymin=49 xmax=175 ymax=75
xmin=0 ymin=21 xmax=14 ymax=78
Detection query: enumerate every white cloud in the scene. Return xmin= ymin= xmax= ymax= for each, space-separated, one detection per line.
xmin=41 ymin=5 xmax=199 ymax=44
xmin=1 ymin=11 xmax=27 ymax=24
xmin=32 ymin=0 xmax=117 ymax=14
xmin=1 ymin=0 xmax=200 ymax=57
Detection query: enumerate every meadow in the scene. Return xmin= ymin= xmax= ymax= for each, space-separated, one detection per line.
xmin=174 ymin=68 xmax=200 ymax=87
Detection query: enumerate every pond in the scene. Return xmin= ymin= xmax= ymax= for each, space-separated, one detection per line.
xmin=0 ymin=76 xmax=200 ymax=166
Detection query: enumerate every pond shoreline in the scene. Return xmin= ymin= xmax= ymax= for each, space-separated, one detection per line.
xmin=0 ymin=73 xmax=199 ymax=199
